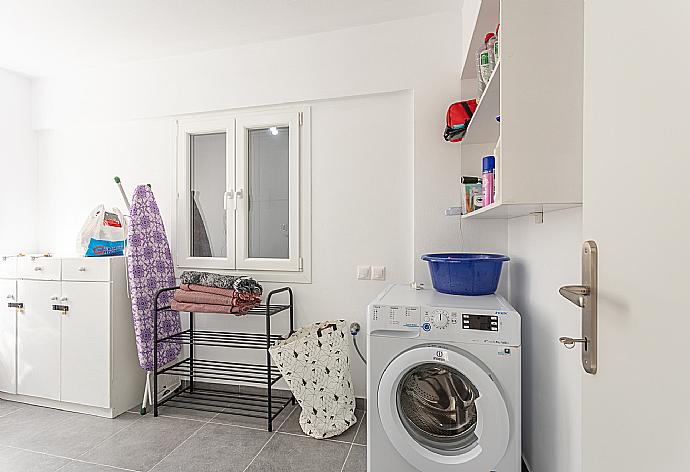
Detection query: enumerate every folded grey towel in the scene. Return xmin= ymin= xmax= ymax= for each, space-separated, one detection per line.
xmin=179 ymin=271 xmax=263 ymax=295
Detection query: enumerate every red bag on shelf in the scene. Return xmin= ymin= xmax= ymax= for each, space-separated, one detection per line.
xmin=444 ymin=99 xmax=478 ymax=142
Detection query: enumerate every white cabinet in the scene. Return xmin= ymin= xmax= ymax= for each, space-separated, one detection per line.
xmin=459 ymin=0 xmax=583 ymax=219
xmin=17 ymin=279 xmax=61 ymax=400
xmin=60 ymin=281 xmax=110 ymax=408
xmin=0 ymin=278 xmax=17 ymax=394
xmin=0 ymin=255 xmax=144 ymax=417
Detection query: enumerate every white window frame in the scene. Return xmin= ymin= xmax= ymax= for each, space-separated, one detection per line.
xmin=174 ymin=105 xmax=311 ymax=283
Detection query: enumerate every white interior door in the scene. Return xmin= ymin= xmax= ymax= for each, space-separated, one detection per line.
xmin=582 ymin=1 xmax=690 ymax=470
xmin=61 ymin=281 xmax=110 ymax=408
xmin=17 ymin=280 xmax=61 ymax=400
xmin=0 ymin=279 xmax=17 ymax=393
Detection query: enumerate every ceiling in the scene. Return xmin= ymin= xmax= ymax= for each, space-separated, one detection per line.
xmin=0 ymin=0 xmax=458 ymax=77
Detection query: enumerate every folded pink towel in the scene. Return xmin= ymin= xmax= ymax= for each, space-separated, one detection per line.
xmin=175 ymin=289 xmax=237 ymax=306
xmin=180 ymin=284 xmax=260 ymax=302
xmin=171 ymin=300 xmax=253 ymax=315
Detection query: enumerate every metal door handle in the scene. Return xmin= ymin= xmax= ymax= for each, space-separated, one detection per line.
xmin=559 ymin=285 xmax=590 ymax=308
xmin=78 ymin=266 xmax=86 ymax=272
xmin=558 ymin=240 xmax=598 ymax=374
xmin=34 ymin=266 xmax=42 ymax=271
xmin=559 ymin=337 xmax=587 ymax=349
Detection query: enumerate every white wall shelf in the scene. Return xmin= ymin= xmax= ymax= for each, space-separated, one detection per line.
xmin=462 ymin=62 xmax=500 ymax=146
xmin=460 ymin=201 xmax=581 ymax=220
xmin=457 ymin=0 xmax=583 ymax=219
xmin=461 ymin=0 xmax=500 ymax=80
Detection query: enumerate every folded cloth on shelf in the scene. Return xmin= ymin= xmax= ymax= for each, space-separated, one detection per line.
xmin=171 ymin=300 xmax=254 ymax=315
xmin=179 ymin=271 xmax=263 ymax=295
xmin=179 ymin=283 xmax=260 ymax=302
xmin=174 ymin=285 xmax=261 ymax=306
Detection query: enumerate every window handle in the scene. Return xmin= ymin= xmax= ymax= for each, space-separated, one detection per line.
xmin=223 ymin=189 xmax=234 ymax=211
xmin=234 ymin=189 xmax=243 ymax=211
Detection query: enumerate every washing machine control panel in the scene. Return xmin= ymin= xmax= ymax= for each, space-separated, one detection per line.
xmin=419 ymin=306 xmax=520 ymax=345
xmin=368 ymin=304 xmax=421 ymax=332
xmin=367 ymin=286 xmax=520 ymax=345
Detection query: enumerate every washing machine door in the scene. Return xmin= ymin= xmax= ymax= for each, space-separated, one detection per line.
xmin=378 ymin=345 xmax=510 ymax=471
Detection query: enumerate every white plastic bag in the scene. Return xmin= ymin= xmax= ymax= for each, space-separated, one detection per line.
xmin=77 ymin=205 xmax=128 ymax=257
xmin=269 ymin=320 xmax=357 ymax=439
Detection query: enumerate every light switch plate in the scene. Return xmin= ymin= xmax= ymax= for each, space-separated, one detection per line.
xmin=356 ymin=265 xmax=371 ymax=280
xmin=371 ymin=265 xmax=386 ymax=281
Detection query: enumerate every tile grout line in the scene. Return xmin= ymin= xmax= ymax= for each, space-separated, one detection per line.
xmin=144 ymin=407 xmax=215 ymax=472
xmin=340 ymin=443 xmax=355 ymax=472
xmin=72 ymin=415 xmax=145 ymax=461
xmin=242 ymin=431 xmax=276 ymax=472
xmin=2 ymin=444 xmax=134 ymax=472
xmin=240 ymin=403 xmax=296 ymax=472
xmin=63 ymin=459 xmax=140 ymax=472
xmin=340 ymin=411 xmax=366 ymax=472
xmin=351 ymin=411 xmax=366 ymax=446
xmin=0 ymin=404 xmax=26 ymax=419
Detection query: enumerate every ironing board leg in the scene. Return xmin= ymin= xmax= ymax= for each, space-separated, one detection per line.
xmin=147 ymin=372 xmax=153 ymax=405
xmin=140 ymin=372 xmax=150 ymax=415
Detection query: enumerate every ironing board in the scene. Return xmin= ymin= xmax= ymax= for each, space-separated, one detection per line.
xmin=127 ymin=185 xmax=181 ymax=371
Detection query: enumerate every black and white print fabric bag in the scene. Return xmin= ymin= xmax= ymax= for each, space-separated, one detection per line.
xmin=269 ymin=320 xmax=357 ymax=439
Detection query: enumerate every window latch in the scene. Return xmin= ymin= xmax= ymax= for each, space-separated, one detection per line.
xmin=223 ymin=190 xmax=234 ymax=211
xmin=234 ymin=189 xmax=244 ymax=211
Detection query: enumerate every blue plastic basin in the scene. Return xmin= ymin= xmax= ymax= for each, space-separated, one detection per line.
xmin=421 ymin=253 xmax=510 ymax=295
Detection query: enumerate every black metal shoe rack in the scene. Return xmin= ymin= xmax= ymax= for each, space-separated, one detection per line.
xmin=152 ymin=286 xmax=295 ymax=431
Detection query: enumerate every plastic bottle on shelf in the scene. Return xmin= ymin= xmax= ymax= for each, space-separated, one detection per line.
xmin=482 ymin=155 xmax=496 ymax=206
xmin=476 ymin=45 xmax=488 ymax=100
xmin=493 ymin=24 xmax=500 ymax=62
xmin=485 ymin=32 xmax=497 ymax=68
xmin=477 ymin=33 xmax=497 ymax=102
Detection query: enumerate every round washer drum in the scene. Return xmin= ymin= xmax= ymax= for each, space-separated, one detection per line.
xmin=378 ymin=345 xmax=510 ymax=471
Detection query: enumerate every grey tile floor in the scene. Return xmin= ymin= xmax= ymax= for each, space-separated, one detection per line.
xmin=0 ymin=399 xmax=367 ymax=472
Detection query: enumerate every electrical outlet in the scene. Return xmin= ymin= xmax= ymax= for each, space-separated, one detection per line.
xmin=371 ymin=265 xmax=386 ymax=281
xmin=356 ymin=265 xmax=371 ymax=280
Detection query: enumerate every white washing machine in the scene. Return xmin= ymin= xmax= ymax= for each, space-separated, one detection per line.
xmin=367 ymin=284 xmax=521 ymax=472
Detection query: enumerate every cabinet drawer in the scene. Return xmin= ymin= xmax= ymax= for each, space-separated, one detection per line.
xmin=18 ymin=257 xmax=61 ymax=280
xmin=62 ymin=258 xmax=111 ymax=282
xmin=0 ymin=256 xmax=18 ymax=279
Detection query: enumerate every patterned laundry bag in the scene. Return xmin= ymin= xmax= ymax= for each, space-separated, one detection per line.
xmin=269 ymin=320 xmax=357 ymax=439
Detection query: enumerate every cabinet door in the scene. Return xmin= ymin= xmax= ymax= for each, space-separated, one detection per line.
xmin=17 ymin=280 xmax=61 ymax=400
xmin=0 ymin=279 xmax=17 ymax=393
xmin=60 ymin=281 xmax=110 ymax=408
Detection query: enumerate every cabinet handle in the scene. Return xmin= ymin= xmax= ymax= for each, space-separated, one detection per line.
xmin=6 ymin=295 xmax=14 ymax=300
xmin=50 ymin=296 xmax=59 ymax=301
xmin=59 ymin=297 xmax=68 ymax=303
xmin=34 ymin=266 xmax=42 ymax=271
xmin=78 ymin=266 xmax=87 ymax=272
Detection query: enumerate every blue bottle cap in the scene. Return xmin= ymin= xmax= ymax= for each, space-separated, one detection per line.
xmin=483 ymin=155 xmax=495 ymax=172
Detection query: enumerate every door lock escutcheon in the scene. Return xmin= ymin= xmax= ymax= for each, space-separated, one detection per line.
xmin=559 ymin=240 xmax=598 ymax=374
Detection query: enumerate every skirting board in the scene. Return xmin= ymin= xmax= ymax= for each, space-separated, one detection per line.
xmin=0 ymin=392 xmax=130 ymax=419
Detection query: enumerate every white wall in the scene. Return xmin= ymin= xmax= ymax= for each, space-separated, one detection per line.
xmin=0 ymin=68 xmax=37 ymax=254
xmin=36 ymin=92 xmax=415 ymax=396
xmin=31 ymin=13 xmax=463 ymax=396
xmin=507 ymin=207 xmax=582 ymax=472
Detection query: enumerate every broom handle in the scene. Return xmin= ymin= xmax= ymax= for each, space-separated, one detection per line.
xmin=114 ymin=176 xmax=131 ymax=211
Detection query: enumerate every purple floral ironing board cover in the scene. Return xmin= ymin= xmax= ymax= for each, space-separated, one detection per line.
xmin=127 ymin=185 xmax=181 ymax=371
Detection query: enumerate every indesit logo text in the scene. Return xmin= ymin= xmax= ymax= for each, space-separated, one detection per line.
xmin=433 ymin=350 xmax=449 ymax=362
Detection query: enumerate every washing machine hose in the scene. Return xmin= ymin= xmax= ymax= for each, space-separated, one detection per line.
xmin=349 ymin=322 xmax=367 ymax=364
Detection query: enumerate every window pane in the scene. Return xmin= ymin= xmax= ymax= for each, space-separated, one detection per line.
xmin=190 ymin=133 xmax=226 ymax=258
xmin=248 ymin=126 xmax=290 ymax=259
